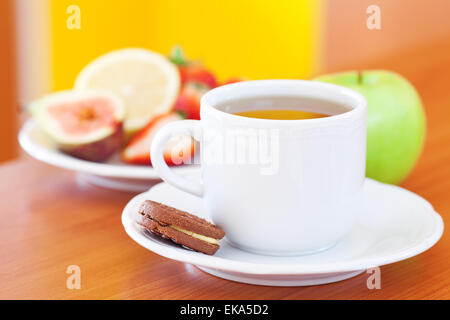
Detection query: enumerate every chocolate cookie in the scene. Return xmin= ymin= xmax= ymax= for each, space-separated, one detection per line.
xmin=137 ymin=200 xmax=225 ymax=255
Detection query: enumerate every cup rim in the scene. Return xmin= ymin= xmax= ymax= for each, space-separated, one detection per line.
xmin=200 ymin=79 xmax=367 ymax=125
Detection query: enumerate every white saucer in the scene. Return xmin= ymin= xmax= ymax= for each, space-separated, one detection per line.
xmin=19 ymin=120 xmax=200 ymax=192
xmin=121 ymin=178 xmax=444 ymax=286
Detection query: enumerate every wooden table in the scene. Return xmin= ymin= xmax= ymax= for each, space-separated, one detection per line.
xmin=1 ymin=40 xmax=450 ymax=300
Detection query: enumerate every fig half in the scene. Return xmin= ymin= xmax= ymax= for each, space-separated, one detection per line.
xmin=31 ymin=90 xmax=125 ymax=162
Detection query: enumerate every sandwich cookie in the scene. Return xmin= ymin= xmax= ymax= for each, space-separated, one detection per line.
xmin=137 ymin=200 xmax=225 ymax=255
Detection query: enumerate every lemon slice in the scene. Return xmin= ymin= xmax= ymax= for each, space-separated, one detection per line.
xmin=75 ymin=48 xmax=180 ymax=134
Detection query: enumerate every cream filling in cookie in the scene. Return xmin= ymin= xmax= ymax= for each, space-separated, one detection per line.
xmin=170 ymin=225 xmax=220 ymax=245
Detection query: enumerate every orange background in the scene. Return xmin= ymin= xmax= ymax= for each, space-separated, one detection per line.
xmin=325 ymin=0 xmax=450 ymax=71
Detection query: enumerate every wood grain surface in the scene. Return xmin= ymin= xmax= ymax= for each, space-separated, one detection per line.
xmin=1 ymin=38 xmax=450 ymax=299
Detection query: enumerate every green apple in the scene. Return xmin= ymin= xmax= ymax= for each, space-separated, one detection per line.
xmin=315 ymin=70 xmax=426 ymax=184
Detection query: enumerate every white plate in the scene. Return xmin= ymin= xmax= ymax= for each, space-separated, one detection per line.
xmin=19 ymin=119 xmax=200 ymax=192
xmin=122 ymin=178 xmax=444 ymax=286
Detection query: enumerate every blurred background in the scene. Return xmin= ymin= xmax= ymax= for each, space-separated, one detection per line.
xmin=1 ymin=0 xmax=450 ymax=164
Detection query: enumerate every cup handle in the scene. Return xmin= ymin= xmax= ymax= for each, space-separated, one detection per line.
xmin=150 ymin=120 xmax=203 ymax=197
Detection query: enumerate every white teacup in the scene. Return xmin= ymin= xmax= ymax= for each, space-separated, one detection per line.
xmin=151 ymin=80 xmax=367 ymax=256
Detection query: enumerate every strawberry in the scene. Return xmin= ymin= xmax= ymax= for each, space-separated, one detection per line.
xmin=179 ymin=64 xmax=217 ymax=89
xmin=170 ymin=46 xmax=217 ymax=89
xmin=174 ymin=82 xmax=209 ymax=120
xmin=121 ymin=112 xmax=195 ymax=166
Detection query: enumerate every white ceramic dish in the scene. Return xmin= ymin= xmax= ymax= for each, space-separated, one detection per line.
xmin=19 ymin=119 xmax=200 ymax=192
xmin=122 ymin=178 xmax=444 ymax=286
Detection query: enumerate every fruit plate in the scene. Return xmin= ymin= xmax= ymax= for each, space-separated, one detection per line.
xmin=18 ymin=119 xmax=200 ymax=192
